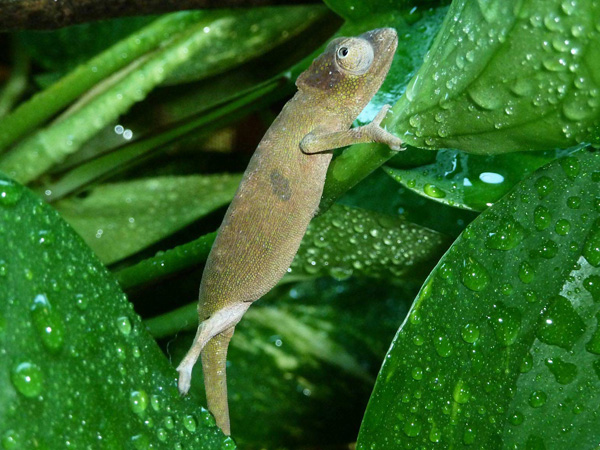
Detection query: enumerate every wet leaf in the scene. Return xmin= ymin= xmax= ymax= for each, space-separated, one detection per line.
xmin=289 ymin=204 xmax=449 ymax=282
xmin=358 ymin=148 xmax=600 ymax=448
xmin=55 ymin=174 xmax=242 ymax=264
xmin=384 ymin=146 xmax=581 ymax=211
xmin=390 ymin=0 xmax=600 ymax=153
xmin=0 ymin=173 xmax=231 ymax=448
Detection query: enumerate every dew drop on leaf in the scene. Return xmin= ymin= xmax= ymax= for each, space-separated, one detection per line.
xmin=534 ymin=176 xmax=554 ymax=197
xmin=116 ymin=316 xmax=133 ymax=336
xmin=461 ymin=257 xmax=490 ymax=291
xmin=582 ymin=223 xmax=600 ymax=266
xmin=555 ymin=218 xmax=571 ymax=235
xmin=0 ymin=179 xmax=22 ymax=206
xmin=585 ymin=313 xmax=600 ymax=355
xmin=537 ymin=296 xmax=585 ymax=350
xmin=533 ymin=205 xmax=552 ymax=230
xmin=183 ymin=414 xmax=197 ymax=432
xmin=519 ymin=261 xmax=535 ymax=283
xmin=1 ymin=430 xmax=21 ymax=449
xmin=461 ymin=323 xmax=480 ymax=343
xmin=529 ymin=390 xmax=547 ymax=408
xmin=490 ymin=304 xmax=522 ymax=346
xmin=485 ymin=218 xmax=525 ymax=250
xmin=423 ymin=183 xmax=446 ymax=198
xmin=544 ymin=357 xmax=577 ymax=384
xmin=130 ymin=390 xmax=149 ymax=414
xmin=453 ymin=380 xmax=471 ymax=404
xmin=11 ymin=361 xmax=43 ymax=398
xmin=30 ymin=293 xmax=65 ymax=352
xmin=403 ymin=417 xmax=422 ymax=437
xmin=583 ymin=275 xmax=600 ymax=302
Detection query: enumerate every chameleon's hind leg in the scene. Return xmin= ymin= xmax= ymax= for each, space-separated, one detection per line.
xmin=177 ymin=302 xmax=249 ymax=395
xmin=202 ymin=327 xmax=235 ymax=435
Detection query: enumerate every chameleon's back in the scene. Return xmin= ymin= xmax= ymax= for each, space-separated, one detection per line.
xmin=197 ymin=92 xmax=341 ymax=319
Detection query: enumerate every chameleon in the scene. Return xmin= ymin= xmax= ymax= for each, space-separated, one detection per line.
xmin=177 ymin=27 xmax=402 ymax=435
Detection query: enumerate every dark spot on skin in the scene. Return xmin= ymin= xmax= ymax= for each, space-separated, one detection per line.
xmin=270 ymin=169 xmax=292 ymax=201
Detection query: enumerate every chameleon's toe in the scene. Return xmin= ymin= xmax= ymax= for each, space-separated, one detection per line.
xmin=176 ymin=365 xmax=193 ymax=395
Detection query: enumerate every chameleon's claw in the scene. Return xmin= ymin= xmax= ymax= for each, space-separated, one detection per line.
xmin=177 ymin=365 xmax=193 ymax=396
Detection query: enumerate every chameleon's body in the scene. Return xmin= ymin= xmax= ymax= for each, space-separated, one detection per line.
xmin=177 ymin=28 xmax=401 ymax=435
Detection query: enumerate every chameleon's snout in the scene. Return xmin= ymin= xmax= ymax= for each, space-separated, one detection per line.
xmin=361 ymin=27 xmax=398 ymax=54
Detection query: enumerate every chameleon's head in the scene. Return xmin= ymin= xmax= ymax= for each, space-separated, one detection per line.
xmin=296 ymin=27 xmax=398 ymax=116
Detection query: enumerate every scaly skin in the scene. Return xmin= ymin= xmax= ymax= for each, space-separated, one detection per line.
xmin=177 ymin=28 xmax=401 ymax=435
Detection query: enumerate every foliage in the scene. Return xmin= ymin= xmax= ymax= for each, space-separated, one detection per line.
xmin=0 ymin=0 xmax=599 ymax=448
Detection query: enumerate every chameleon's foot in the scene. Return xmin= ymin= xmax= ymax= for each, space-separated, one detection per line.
xmin=176 ymin=302 xmax=251 ymax=395
xmin=367 ymin=104 xmax=403 ymax=151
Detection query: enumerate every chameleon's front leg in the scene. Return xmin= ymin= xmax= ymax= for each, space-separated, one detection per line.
xmin=299 ymin=104 xmax=403 ymax=154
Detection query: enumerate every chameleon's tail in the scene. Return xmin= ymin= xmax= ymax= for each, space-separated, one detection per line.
xmin=202 ymin=327 xmax=235 ymax=435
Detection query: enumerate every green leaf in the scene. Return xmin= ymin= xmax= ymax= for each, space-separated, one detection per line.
xmin=358 ymin=148 xmax=600 ymax=448
xmin=390 ymin=0 xmax=600 ymax=153
xmin=384 ymin=146 xmax=581 ymax=211
xmin=0 ymin=174 xmax=232 ymax=448
xmin=55 ymin=174 xmax=242 ymax=265
xmin=288 ymin=204 xmax=449 ymax=281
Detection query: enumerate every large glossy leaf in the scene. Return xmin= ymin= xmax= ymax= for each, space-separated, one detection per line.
xmin=358 ymin=148 xmax=600 ymax=448
xmin=384 ymin=146 xmax=581 ymax=211
xmin=55 ymin=174 xmax=242 ymax=264
xmin=0 ymin=173 xmax=232 ymax=448
xmin=390 ymin=0 xmax=600 ymax=153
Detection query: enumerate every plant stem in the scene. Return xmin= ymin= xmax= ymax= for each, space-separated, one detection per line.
xmin=0 ymin=40 xmax=29 ymax=118
xmin=0 ymin=12 xmax=208 ymax=154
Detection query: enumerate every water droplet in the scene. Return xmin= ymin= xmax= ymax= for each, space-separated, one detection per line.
xmin=519 ymin=261 xmax=535 ymax=284
xmin=411 ymin=367 xmax=423 ymax=380
xmin=583 ymin=275 xmax=600 ymax=302
xmin=586 ymin=313 xmax=600 ymax=355
xmin=567 ymin=196 xmax=581 ymax=209
xmin=31 ymin=294 xmax=65 ymax=352
xmin=11 ymin=361 xmax=43 ymax=398
xmin=461 ymin=257 xmax=490 ymax=291
xmin=130 ymin=390 xmax=149 ymax=414
xmin=183 ymin=415 xmax=197 ymax=432
xmin=545 ymin=357 xmax=577 ymax=384
xmin=461 ymin=323 xmax=480 ymax=343
xmin=529 ymin=391 xmax=547 ymax=408
xmin=116 ymin=316 xmax=133 ymax=336
xmin=429 ymin=426 xmax=442 ymax=442
xmin=131 ymin=433 xmax=150 ymax=450
xmin=156 ymin=428 xmax=167 ymax=442
xmin=539 ymin=239 xmax=558 ymax=259
xmin=583 ymin=223 xmax=600 ymax=267
xmin=434 ymin=334 xmax=453 ymax=357
xmin=463 ymin=427 xmax=476 ymax=445
xmin=555 ymin=219 xmax=571 ymax=236
xmin=560 ymin=157 xmax=580 ymax=178
xmin=537 ymin=296 xmax=585 ymax=350
xmin=490 ymin=304 xmax=521 ymax=346
xmin=485 ymin=219 xmax=524 ymax=250
xmin=1 ymin=430 xmax=21 ymax=449
xmin=424 ymin=183 xmax=446 ymax=198
xmin=520 ymin=353 xmax=533 ymax=373
xmin=533 ymin=206 xmax=551 ymax=230
xmin=509 ymin=411 xmax=524 ymax=425
xmin=535 ymin=176 xmax=554 ymax=198
xmin=329 ymin=267 xmax=353 ymax=281
xmin=0 ymin=179 xmax=22 ymax=206
xmin=453 ymin=380 xmax=471 ymax=404
xmin=403 ymin=417 xmax=422 ymax=437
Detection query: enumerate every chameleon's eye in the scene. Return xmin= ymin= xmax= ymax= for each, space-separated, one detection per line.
xmin=335 ymin=38 xmax=374 ymax=75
